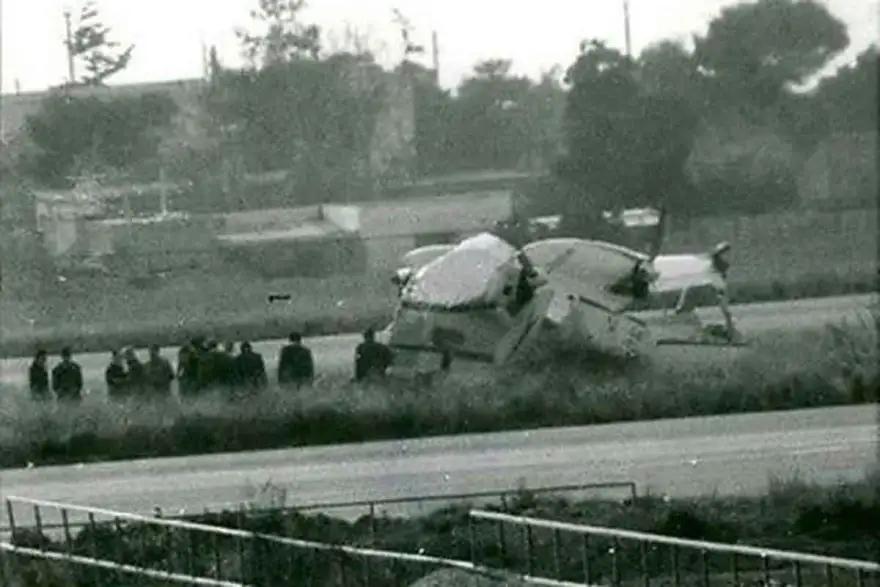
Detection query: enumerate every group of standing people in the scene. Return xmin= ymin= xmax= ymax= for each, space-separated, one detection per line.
xmin=27 ymin=328 xmax=395 ymax=403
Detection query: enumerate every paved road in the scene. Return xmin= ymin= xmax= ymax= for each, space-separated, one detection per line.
xmin=0 ymin=405 xmax=875 ymax=529
xmin=1 ymin=294 xmax=875 ymax=395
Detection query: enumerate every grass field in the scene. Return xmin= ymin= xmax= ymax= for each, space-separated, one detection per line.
xmin=5 ymin=471 xmax=878 ymax=586
xmin=1 ymin=311 xmax=875 ymax=469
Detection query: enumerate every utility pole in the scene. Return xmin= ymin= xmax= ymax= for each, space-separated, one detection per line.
xmin=63 ymin=7 xmax=76 ymax=84
xmin=0 ymin=0 xmax=5 ymax=144
xmin=623 ymin=0 xmax=632 ymax=58
xmin=431 ymin=31 xmax=440 ymax=85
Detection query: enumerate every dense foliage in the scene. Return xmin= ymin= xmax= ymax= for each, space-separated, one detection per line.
xmin=23 ymin=92 xmax=178 ymax=188
xmin=15 ymin=0 xmax=878 ymax=217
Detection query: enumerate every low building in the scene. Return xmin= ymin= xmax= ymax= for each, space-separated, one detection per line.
xmin=214 ymin=190 xmax=515 ymax=278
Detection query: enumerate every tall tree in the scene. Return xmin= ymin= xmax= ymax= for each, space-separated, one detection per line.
xmin=236 ymin=0 xmax=321 ymax=67
xmin=447 ymin=59 xmax=535 ymax=170
xmin=694 ymin=0 xmax=848 ymax=108
xmin=66 ymin=1 xmax=134 ymax=86
xmin=555 ymin=40 xmax=699 ymax=229
xmin=815 ymin=45 xmax=879 ymax=135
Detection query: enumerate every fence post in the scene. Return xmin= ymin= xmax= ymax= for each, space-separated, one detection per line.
xmin=33 ymin=505 xmax=44 ymax=552
xmin=369 ymin=502 xmax=377 ymax=546
xmin=496 ymin=520 xmax=506 ymax=561
xmin=524 ymin=525 xmax=534 ymax=577
xmin=825 ymin=563 xmax=834 ymax=587
xmin=793 ymin=560 xmax=801 ymax=587
xmin=702 ymin=549 xmax=710 ymax=587
xmin=213 ymin=532 xmax=223 ymax=581
xmin=611 ymin=538 xmax=620 ymax=587
xmin=5 ymin=500 xmax=16 ymax=544
xmin=61 ymin=509 xmax=72 ymax=555
xmin=581 ymin=534 xmax=592 ymax=586
xmin=553 ymin=528 xmax=562 ymax=579
xmin=469 ymin=515 xmax=477 ymax=566
xmin=763 ymin=554 xmax=771 ymax=587
xmin=671 ymin=545 xmax=680 ymax=587
xmin=362 ymin=553 xmax=371 ymax=587
xmin=640 ymin=541 xmax=649 ymax=587
xmin=88 ymin=512 xmax=102 ymax=587
xmin=731 ymin=552 xmax=739 ymax=587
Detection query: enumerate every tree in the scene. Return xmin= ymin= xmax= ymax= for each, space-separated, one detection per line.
xmin=24 ymin=92 xmax=178 ymax=187
xmin=236 ymin=0 xmax=321 ymax=67
xmin=815 ymin=45 xmax=878 ymax=135
xmin=694 ymin=0 xmax=848 ymax=107
xmin=639 ymin=41 xmax=704 ymax=106
xmin=66 ymin=1 xmax=134 ymax=86
xmin=446 ymin=59 xmax=536 ymax=170
xmin=555 ymin=40 xmax=700 ymax=230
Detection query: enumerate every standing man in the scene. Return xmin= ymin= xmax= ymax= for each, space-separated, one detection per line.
xmin=177 ymin=338 xmax=202 ymax=397
xmin=234 ymin=342 xmax=268 ymax=393
xmin=52 ymin=347 xmax=83 ymax=403
xmin=145 ymin=344 xmax=175 ymax=398
xmin=105 ymin=350 xmax=128 ymax=400
xmin=124 ymin=348 xmax=147 ymax=398
xmin=709 ymin=242 xmax=735 ymax=340
xmin=354 ymin=328 xmax=393 ymax=382
xmin=278 ymin=332 xmax=314 ymax=388
xmin=29 ymin=349 xmax=50 ymax=401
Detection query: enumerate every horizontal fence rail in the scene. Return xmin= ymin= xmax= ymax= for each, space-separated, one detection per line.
xmin=470 ymin=509 xmax=880 ymax=587
xmin=0 ymin=542 xmax=246 ymax=586
xmin=0 ymin=480 xmax=637 ymax=539
xmin=0 ymin=495 xmax=597 ymax=587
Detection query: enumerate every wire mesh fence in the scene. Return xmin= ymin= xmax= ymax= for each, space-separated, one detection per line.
xmin=0 ymin=496 xmax=559 ymax=586
xmin=469 ymin=509 xmax=880 ymax=587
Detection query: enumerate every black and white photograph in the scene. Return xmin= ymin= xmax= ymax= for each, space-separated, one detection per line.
xmin=0 ymin=0 xmax=877 ymax=584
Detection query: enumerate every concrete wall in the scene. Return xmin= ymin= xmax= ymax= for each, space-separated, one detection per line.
xmin=218 ymin=206 xmax=321 ymax=234
xmin=358 ymin=191 xmax=514 ymax=238
xmin=321 ymin=205 xmax=361 ymax=232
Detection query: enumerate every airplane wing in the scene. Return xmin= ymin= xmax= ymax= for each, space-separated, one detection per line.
xmin=400 ymin=244 xmax=456 ymax=272
xmin=523 ymin=238 xmax=649 ymax=314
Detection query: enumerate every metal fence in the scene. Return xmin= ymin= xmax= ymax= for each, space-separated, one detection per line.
xmin=0 ymin=495 xmax=585 ymax=587
xmin=469 ymin=509 xmax=880 ymax=587
xmin=0 ymin=480 xmax=637 ymax=543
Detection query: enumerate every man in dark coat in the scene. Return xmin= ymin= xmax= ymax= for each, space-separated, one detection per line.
xmin=278 ymin=332 xmax=314 ymax=387
xmin=29 ymin=349 xmax=50 ymax=401
xmin=234 ymin=342 xmax=268 ymax=392
xmin=177 ymin=338 xmax=202 ymax=397
xmin=124 ymin=348 xmax=147 ymax=397
xmin=145 ymin=344 xmax=175 ymax=398
xmin=52 ymin=347 xmax=83 ymax=402
xmin=354 ymin=328 xmax=393 ymax=382
xmin=105 ymin=350 xmax=128 ymax=400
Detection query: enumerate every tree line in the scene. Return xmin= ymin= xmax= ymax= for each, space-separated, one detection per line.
xmin=12 ymin=0 xmax=877 ymax=221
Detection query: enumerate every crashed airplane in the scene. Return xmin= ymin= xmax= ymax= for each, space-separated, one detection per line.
xmin=383 ymin=215 xmax=746 ymax=375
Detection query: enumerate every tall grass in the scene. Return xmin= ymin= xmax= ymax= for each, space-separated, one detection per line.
xmin=0 ymin=310 xmax=876 ymax=468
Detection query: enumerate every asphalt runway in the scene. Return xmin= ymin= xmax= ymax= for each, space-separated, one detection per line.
xmin=0 ymin=294 xmax=875 ymax=396
xmin=0 ymin=404 xmax=875 ymax=529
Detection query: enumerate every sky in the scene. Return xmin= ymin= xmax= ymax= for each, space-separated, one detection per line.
xmin=1 ymin=0 xmax=877 ymax=95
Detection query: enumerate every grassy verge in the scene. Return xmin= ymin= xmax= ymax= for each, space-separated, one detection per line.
xmin=1 ymin=312 xmax=876 ymax=469
xmin=6 ymin=473 xmax=879 ymax=586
